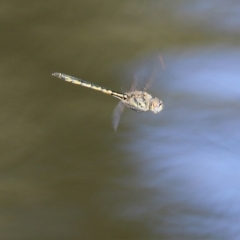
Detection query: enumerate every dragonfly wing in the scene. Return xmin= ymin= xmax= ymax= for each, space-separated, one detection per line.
xmin=131 ymin=74 xmax=139 ymax=91
xmin=112 ymin=101 xmax=125 ymax=132
xmin=143 ymin=55 xmax=165 ymax=91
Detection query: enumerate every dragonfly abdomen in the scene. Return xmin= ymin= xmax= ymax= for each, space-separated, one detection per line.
xmin=53 ymin=72 xmax=128 ymax=101
xmin=52 ymin=72 xmax=114 ymax=95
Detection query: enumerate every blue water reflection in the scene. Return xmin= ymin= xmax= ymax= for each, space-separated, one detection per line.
xmin=119 ymin=49 xmax=240 ymax=239
xmin=177 ymin=1 xmax=240 ymax=32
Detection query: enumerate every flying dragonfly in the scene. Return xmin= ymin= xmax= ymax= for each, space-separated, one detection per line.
xmin=52 ymin=66 xmax=163 ymax=131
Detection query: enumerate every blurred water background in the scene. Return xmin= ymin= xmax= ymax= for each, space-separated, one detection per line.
xmin=1 ymin=0 xmax=240 ymax=239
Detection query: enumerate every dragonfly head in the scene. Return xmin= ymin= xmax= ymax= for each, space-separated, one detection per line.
xmin=149 ymin=98 xmax=163 ymax=113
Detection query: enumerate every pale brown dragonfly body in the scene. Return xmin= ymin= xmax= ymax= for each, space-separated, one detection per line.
xmin=52 ymin=72 xmax=163 ymax=131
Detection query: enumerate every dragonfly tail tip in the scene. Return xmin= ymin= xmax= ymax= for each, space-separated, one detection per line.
xmin=52 ymin=72 xmax=59 ymax=77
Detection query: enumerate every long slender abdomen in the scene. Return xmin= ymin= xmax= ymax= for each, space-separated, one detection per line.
xmin=52 ymin=72 xmax=127 ymax=101
xmin=52 ymin=72 xmax=113 ymax=94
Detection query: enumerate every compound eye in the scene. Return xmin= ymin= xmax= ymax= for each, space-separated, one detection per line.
xmin=152 ymin=101 xmax=158 ymax=108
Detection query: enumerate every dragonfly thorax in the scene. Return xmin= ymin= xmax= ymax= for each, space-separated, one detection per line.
xmin=124 ymin=91 xmax=154 ymax=112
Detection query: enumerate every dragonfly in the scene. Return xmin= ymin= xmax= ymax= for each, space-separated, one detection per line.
xmin=52 ymin=70 xmax=163 ymax=131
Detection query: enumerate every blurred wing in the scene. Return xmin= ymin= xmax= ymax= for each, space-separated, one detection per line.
xmin=112 ymin=101 xmax=125 ymax=132
xmin=130 ymin=69 xmax=139 ymax=91
xmin=132 ymin=54 xmax=165 ymax=91
xmin=143 ymin=55 xmax=165 ymax=91
xmin=142 ymin=69 xmax=155 ymax=91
